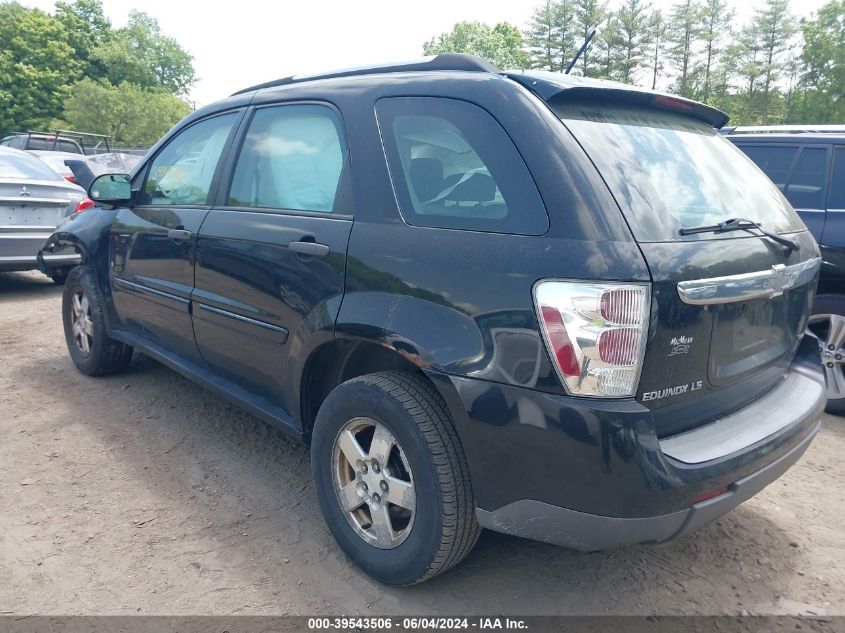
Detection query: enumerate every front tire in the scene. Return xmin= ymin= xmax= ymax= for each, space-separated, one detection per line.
xmin=311 ymin=371 xmax=480 ymax=585
xmin=62 ymin=265 xmax=133 ymax=376
xmin=809 ymin=294 xmax=845 ymax=416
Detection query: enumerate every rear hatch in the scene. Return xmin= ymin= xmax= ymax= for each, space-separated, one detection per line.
xmin=551 ymin=99 xmax=819 ymax=436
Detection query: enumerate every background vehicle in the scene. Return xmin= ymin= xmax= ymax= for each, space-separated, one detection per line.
xmin=1 ymin=129 xmax=112 ymax=155
xmin=728 ymin=127 xmax=845 ymax=415
xmin=30 ymin=150 xmax=81 ymax=184
xmin=41 ymin=55 xmax=825 ymax=585
xmin=0 ymin=147 xmax=91 ymax=283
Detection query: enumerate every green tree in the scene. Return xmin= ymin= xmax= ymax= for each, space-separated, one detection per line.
xmin=423 ymin=20 xmax=529 ymax=69
xmin=572 ymin=0 xmax=607 ymax=77
xmin=755 ymin=0 xmax=796 ymax=123
xmin=0 ymin=2 xmax=83 ymax=136
xmin=699 ymin=0 xmax=733 ymax=101
xmin=92 ymin=10 xmax=195 ymax=96
xmin=54 ymin=0 xmax=111 ymax=77
xmin=666 ymin=0 xmax=702 ymax=98
xmin=614 ymin=0 xmax=653 ymax=84
xmin=799 ymin=0 xmax=845 ymax=122
xmin=648 ymin=9 xmax=667 ymax=89
xmin=525 ymin=0 xmax=577 ymax=71
xmin=59 ymin=78 xmax=190 ymax=146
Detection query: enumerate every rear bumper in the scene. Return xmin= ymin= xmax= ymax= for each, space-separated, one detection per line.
xmin=476 ymin=419 xmax=819 ymax=550
xmin=0 ymin=231 xmax=80 ymax=271
xmin=440 ymin=335 xmax=825 ymax=550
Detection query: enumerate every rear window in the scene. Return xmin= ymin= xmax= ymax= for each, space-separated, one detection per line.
xmin=555 ymin=102 xmax=805 ymax=241
xmin=0 ymin=151 xmax=62 ymax=180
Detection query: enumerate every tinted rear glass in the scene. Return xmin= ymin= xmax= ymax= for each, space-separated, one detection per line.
xmin=555 ymin=102 xmax=805 ymax=241
xmin=0 ymin=151 xmax=63 ymax=180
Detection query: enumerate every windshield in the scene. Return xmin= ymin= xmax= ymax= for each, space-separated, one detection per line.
xmin=0 ymin=150 xmax=63 ymax=181
xmin=554 ymin=101 xmax=805 ymax=241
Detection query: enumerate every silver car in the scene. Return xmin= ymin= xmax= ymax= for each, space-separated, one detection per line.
xmin=0 ymin=147 xmax=89 ymax=283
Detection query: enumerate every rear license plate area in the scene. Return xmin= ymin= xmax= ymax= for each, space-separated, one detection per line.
xmin=3 ymin=205 xmax=65 ymax=226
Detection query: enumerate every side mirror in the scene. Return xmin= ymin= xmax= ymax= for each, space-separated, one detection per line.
xmin=89 ymin=173 xmax=131 ymax=204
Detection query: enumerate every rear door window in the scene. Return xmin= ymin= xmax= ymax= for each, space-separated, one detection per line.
xmin=376 ymin=97 xmax=549 ymax=235
xmin=228 ymin=104 xmax=347 ymax=213
xmin=739 ymin=145 xmax=798 ymax=191
xmin=784 ymin=147 xmax=829 ymax=210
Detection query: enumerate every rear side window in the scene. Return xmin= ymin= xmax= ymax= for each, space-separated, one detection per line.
xmin=784 ymin=147 xmax=828 ymax=209
xmin=739 ymin=145 xmax=798 ymax=190
xmin=0 ymin=150 xmax=62 ymax=180
xmin=228 ymin=104 xmax=346 ymax=213
xmin=139 ymin=112 xmax=237 ymax=206
xmin=376 ymin=97 xmax=548 ymax=235
xmin=829 ymin=148 xmax=845 ymax=209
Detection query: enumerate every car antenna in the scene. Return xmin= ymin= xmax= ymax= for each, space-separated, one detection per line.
xmin=565 ymin=29 xmax=596 ymax=75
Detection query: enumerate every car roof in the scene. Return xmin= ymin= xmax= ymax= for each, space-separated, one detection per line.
xmin=224 ymin=53 xmax=727 ymax=129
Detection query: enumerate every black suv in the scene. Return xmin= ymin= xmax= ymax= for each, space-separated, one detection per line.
xmin=727 ymin=127 xmax=845 ymax=415
xmin=40 ymin=55 xmax=826 ymax=585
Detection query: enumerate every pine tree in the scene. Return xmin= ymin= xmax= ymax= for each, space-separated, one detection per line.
xmin=699 ymin=0 xmax=734 ymax=102
xmin=666 ymin=0 xmax=702 ymax=98
xmin=614 ymin=0 xmax=653 ymax=84
xmin=572 ymin=0 xmax=607 ymax=77
xmin=648 ymin=10 xmax=667 ymax=89
xmin=755 ymin=0 xmax=796 ymax=123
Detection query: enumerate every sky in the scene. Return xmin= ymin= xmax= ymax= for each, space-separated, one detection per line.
xmin=24 ymin=0 xmax=831 ymax=108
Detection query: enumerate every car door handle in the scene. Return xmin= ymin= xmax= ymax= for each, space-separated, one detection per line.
xmin=168 ymin=228 xmax=192 ymax=242
xmin=289 ymin=239 xmax=330 ymax=257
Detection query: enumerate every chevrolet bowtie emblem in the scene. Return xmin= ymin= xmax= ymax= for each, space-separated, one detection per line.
xmin=768 ymin=264 xmax=787 ymax=298
xmin=20 ymin=186 xmax=31 ymax=197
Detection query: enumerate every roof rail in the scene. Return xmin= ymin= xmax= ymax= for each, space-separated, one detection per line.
xmin=727 ymin=124 xmax=845 ymax=134
xmin=231 ymin=53 xmax=499 ymax=96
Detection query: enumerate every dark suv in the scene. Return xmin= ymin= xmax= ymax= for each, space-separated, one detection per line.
xmin=40 ymin=55 xmax=826 ymax=585
xmin=727 ymin=127 xmax=845 ymax=415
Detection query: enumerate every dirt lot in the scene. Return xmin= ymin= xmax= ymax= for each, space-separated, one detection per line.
xmin=0 ymin=270 xmax=842 ymax=616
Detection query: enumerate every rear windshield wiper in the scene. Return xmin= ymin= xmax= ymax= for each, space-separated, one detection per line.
xmin=679 ymin=217 xmax=798 ymax=253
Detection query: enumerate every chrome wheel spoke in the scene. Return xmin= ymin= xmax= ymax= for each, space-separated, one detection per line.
xmin=385 ymin=474 xmax=415 ymax=512
xmin=828 ymin=314 xmax=845 ymax=352
xmin=337 ymin=429 xmax=367 ymax=465
xmin=82 ymin=316 xmax=94 ymax=336
xmin=338 ymin=481 xmax=364 ymax=512
xmin=368 ymin=424 xmax=395 ymax=464
xmin=824 ymin=363 xmax=845 ymax=399
xmin=72 ymin=293 xmax=83 ymax=318
xmin=369 ymin=502 xmax=395 ymax=548
xmin=78 ymin=331 xmax=90 ymax=354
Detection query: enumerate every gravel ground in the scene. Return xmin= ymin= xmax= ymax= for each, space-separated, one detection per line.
xmin=0 ymin=270 xmax=842 ymax=616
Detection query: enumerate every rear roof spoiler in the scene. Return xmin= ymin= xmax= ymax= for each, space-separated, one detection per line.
xmin=506 ymin=71 xmax=729 ymax=129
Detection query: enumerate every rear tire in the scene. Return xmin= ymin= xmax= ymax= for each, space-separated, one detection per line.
xmin=809 ymin=294 xmax=845 ymax=416
xmin=311 ymin=371 xmax=480 ymax=585
xmin=62 ymin=265 xmax=133 ymax=376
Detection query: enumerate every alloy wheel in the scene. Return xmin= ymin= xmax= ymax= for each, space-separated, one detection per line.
xmin=332 ymin=417 xmax=416 ymax=549
xmin=70 ymin=288 xmax=94 ymax=357
xmin=808 ymin=313 xmax=845 ymax=401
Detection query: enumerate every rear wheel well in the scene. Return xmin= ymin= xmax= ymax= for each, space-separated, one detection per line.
xmin=301 ymin=340 xmax=428 ymax=435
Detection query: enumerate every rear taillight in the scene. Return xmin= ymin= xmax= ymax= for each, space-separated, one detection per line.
xmin=75 ymin=198 xmax=95 ymax=212
xmin=534 ymin=281 xmax=650 ymax=398
xmin=63 ymin=175 xmax=77 ymax=184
